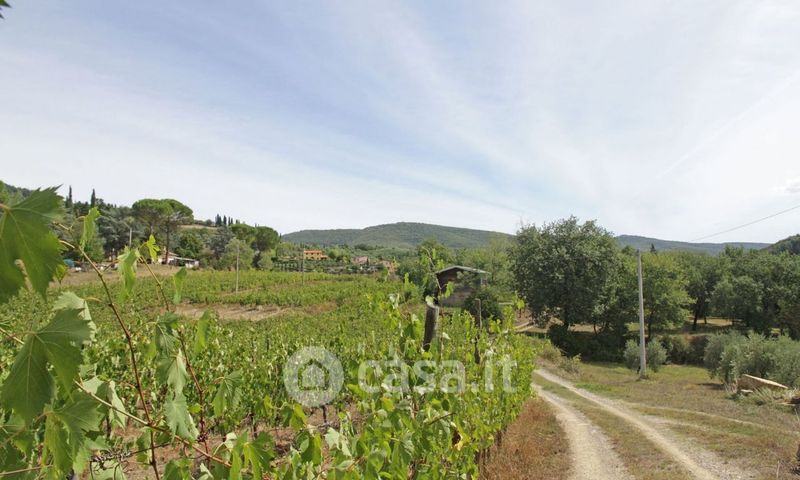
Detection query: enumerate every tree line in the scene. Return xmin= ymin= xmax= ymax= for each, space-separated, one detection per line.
xmin=1 ymin=182 xmax=282 ymax=271
xmin=510 ymin=217 xmax=800 ymax=358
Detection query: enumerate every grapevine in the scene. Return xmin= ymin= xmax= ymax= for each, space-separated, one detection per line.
xmin=0 ymin=188 xmax=536 ymax=479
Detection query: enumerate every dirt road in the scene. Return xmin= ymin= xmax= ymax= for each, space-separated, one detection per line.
xmin=535 ymin=386 xmax=632 ymax=480
xmin=534 ymin=369 xmax=753 ymax=480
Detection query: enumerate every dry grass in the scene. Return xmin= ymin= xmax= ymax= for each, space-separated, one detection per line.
xmin=481 ymin=398 xmax=570 ymax=480
xmin=534 ymin=376 xmax=690 ymax=480
xmin=569 ymin=362 xmax=800 ymax=479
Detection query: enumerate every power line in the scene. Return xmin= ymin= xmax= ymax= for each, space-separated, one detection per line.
xmin=690 ymin=203 xmax=800 ymax=242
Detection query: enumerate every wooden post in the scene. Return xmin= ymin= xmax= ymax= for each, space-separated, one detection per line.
xmin=637 ymin=250 xmax=647 ymax=379
xmin=423 ymin=303 xmax=439 ymax=352
xmin=474 ymin=298 xmax=482 ymax=364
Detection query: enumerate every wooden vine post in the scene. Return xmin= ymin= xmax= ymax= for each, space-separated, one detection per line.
xmin=473 ymin=298 xmax=482 ymax=364
xmin=423 ymin=302 xmax=439 ymax=352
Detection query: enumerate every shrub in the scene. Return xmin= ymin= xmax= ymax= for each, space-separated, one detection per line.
xmin=772 ymin=337 xmax=800 ymax=388
xmin=464 ymin=287 xmax=503 ymax=323
xmin=658 ymin=335 xmax=690 ymax=364
xmin=624 ymin=339 xmax=667 ymax=373
xmin=547 ymin=324 xmax=625 ymax=362
xmin=705 ymin=332 xmax=800 ymax=387
xmin=532 ymin=337 xmax=582 ymax=375
xmin=536 ymin=339 xmax=562 ymax=364
xmin=688 ymin=335 xmax=709 ymax=365
xmin=559 ymin=354 xmax=582 ymax=375
xmin=703 ymin=331 xmax=745 ymax=378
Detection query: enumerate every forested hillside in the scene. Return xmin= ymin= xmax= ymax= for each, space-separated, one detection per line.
xmin=766 ymin=234 xmax=800 ymax=255
xmin=616 ymin=234 xmax=769 ymax=255
xmin=284 ymin=221 xmax=513 ymax=249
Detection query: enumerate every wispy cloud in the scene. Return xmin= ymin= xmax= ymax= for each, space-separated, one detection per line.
xmin=1 ymin=1 xmax=800 ymax=241
xmin=779 ymin=178 xmax=800 ymax=195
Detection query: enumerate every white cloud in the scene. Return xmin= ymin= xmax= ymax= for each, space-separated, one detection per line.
xmin=779 ymin=178 xmax=800 ymax=195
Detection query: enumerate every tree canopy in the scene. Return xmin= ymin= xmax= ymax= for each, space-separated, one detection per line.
xmin=511 ymin=217 xmax=621 ymax=328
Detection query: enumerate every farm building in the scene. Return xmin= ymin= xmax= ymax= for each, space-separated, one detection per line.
xmin=352 ymin=255 xmax=369 ymax=265
xmin=303 ymin=249 xmax=328 ymax=261
xmin=164 ymin=253 xmax=200 ymax=269
xmin=435 ymin=265 xmax=488 ymax=307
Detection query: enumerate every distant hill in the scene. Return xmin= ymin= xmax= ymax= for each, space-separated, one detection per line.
xmin=283 ymin=222 xmax=512 ymax=250
xmin=616 ymin=235 xmax=769 ymax=255
xmin=285 ymin=224 xmax=771 ymax=254
xmin=765 ymin=234 xmax=800 ymax=255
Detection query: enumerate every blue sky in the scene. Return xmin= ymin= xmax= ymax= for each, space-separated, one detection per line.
xmin=1 ymin=1 xmax=800 ymax=242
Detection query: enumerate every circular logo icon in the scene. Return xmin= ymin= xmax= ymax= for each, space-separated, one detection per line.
xmin=283 ymin=346 xmax=343 ymax=407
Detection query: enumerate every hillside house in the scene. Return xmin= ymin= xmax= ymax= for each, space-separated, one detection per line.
xmin=352 ymin=255 xmax=369 ymax=265
xmin=303 ymin=249 xmax=328 ymax=261
xmin=435 ymin=265 xmax=488 ymax=307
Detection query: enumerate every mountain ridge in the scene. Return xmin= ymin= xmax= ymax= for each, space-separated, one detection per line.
xmin=283 ymin=222 xmax=512 ymax=249
xmin=283 ymin=222 xmax=772 ymax=254
xmin=615 ymin=234 xmax=769 ymax=255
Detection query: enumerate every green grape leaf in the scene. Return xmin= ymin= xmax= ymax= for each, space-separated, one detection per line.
xmin=212 ymin=371 xmax=242 ymax=417
xmin=297 ymin=430 xmax=322 ymax=465
xmin=39 ymin=307 xmax=95 ymax=390
xmin=54 ymin=393 xmax=103 ymax=434
xmin=43 ymin=415 xmax=72 ymax=475
xmin=172 ymin=267 xmax=187 ymax=305
xmin=193 ymin=310 xmax=212 ymax=354
xmin=40 ymin=398 xmax=100 ymax=476
xmin=157 ymin=351 xmax=188 ymax=395
xmin=144 ymin=234 xmax=160 ymax=264
xmin=117 ymin=246 xmax=140 ymax=302
xmin=228 ymin=434 xmax=246 ymax=480
xmin=80 ymin=207 xmax=100 ymax=250
xmin=97 ymin=380 xmax=128 ymax=428
xmin=1 ymin=305 xmax=94 ymax=423
xmin=164 ymin=458 xmax=192 ymax=480
xmin=0 ymin=187 xmax=63 ymax=304
xmin=52 ymin=291 xmax=91 ymax=320
xmin=280 ymin=403 xmax=306 ymax=430
xmin=1 ymin=337 xmax=53 ymax=423
xmin=242 ymin=433 xmax=275 ymax=479
xmin=164 ymin=393 xmax=198 ymax=440
xmin=151 ymin=313 xmax=180 ymax=358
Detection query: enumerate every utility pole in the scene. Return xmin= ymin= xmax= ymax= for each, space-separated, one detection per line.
xmin=235 ymin=242 xmax=240 ymax=293
xmin=637 ymin=249 xmax=646 ymax=379
xmin=301 ymin=250 xmax=305 ymax=285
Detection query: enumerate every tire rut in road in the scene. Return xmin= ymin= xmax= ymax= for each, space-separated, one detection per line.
xmin=536 ymin=386 xmax=633 ymax=480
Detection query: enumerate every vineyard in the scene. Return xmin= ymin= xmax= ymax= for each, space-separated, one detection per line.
xmin=0 ymin=189 xmax=535 ymax=479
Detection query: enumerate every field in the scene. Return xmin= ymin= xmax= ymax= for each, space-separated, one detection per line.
xmin=0 ymin=263 xmax=535 ymax=479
